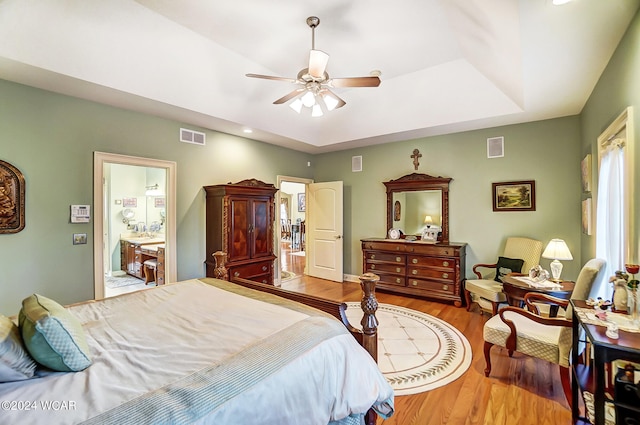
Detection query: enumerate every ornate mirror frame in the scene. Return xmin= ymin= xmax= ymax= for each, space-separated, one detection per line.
xmin=383 ymin=172 xmax=451 ymax=243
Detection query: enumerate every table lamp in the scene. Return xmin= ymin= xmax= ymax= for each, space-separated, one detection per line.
xmin=424 ymin=215 xmax=433 ymax=229
xmin=542 ymin=238 xmax=573 ymax=282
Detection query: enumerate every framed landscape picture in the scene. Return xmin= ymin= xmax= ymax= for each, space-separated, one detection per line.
xmin=581 ymin=154 xmax=592 ymax=193
xmin=492 ymin=180 xmax=536 ymax=212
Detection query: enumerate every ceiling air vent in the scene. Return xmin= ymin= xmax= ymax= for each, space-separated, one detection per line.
xmin=180 ymin=128 xmax=206 ymax=146
xmin=487 ymin=136 xmax=504 ymax=158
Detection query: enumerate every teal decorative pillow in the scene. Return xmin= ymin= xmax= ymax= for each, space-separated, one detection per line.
xmin=494 ymin=257 xmax=524 ymax=283
xmin=19 ymin=294 xmax=92 ymax=372
xmin=0 ymin=314 xmax=37 ymax=382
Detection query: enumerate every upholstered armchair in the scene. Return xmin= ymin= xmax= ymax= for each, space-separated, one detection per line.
xmin=482 ymin=258 xmax=605 ymax=405
xmin=465 ymin=237 xmax=544 ymax=315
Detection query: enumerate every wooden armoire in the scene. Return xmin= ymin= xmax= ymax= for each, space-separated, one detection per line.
xmin=204 ymin=179 xmax=278 ymax=285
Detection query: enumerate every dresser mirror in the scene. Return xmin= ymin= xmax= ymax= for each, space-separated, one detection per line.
xmin=384 ymin=173 xmax=451 ymax=243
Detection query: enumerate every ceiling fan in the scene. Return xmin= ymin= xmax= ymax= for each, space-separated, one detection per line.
xmin=246 ymin=16 xmax=381 ymax=117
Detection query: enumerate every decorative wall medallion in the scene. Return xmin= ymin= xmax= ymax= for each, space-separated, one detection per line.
xmin=0 ymin=159 xmax=25 ymax=234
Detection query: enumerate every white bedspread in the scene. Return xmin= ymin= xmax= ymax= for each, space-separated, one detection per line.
xmin=0 ymin=279 xmax=393 ymax=425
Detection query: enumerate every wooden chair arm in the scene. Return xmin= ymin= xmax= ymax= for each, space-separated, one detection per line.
xmin=472 ymin=263 xmax=497 ymax=279
xmin=497 ymin=306 xmax=572 ymax=352
xmin=523 ymin=292 xmax=569 ymax=315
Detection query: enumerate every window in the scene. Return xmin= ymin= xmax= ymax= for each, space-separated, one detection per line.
xmin=595 ymin=107 xmax=635 ymax=298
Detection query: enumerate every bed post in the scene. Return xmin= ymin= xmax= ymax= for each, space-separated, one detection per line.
xmin=212 ymin=251 xmax=229 ymax=281
xmin=358 ymin=272 xmax=380 ymax=363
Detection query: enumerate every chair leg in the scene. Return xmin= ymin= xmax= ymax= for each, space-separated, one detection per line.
xmin=559 ymin=366 xmax=572 ymax=408
xmin=483 ymin=341 xmax=494 ymax=376
xmin=464 ymin=289 xmax=473 ymax=312
xmin=491 ymin=301 xmax=499 ymax=316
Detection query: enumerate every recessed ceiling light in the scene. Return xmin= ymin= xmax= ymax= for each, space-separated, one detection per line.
xmin=243 ymin=128 xmax=253 ymax=134
xmin=552 ymin=0 xmax=572 ymax=5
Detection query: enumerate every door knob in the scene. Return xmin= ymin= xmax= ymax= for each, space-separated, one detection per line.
xmin=335 ymin=235 xmax=342 ymax=239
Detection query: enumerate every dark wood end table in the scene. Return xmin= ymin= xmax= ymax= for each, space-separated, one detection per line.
xmin=503 ymin=273 xmax=575 ymax=317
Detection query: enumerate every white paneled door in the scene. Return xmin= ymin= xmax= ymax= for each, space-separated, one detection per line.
xmin=307 ymin=181 xmax=343 ymax=282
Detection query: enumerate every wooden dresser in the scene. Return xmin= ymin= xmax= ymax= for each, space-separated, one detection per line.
xmin=362 ymin=238 xmax=466 ymax=306
xmin=204 ymin=179 xmax=277 ymax=285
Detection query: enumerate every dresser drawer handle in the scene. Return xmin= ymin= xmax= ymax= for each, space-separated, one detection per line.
xmin=396 ymin=257 xmax=402 ymax=262
xmin=234 ymin=272 xmax=240 ymax=277
xmin=371 ymin=254 xmax=375 ymax=260
xmin=442 ymin=284 xmax=449 ymax=291
xmin=442 ymin=273 xmax=449 ymax=279
xmin=412 ymin=270 xmax=418 ymax=275
xmin=442 ymin=261 xmax=449 ymax=267
xmin=412 ymin=258 xmax=418 ymax=264
xmin=262 ymin=265 xmax=267 ymax=271
xmin=396 ymin=267 xmax=401 ymax=273
xmin=396 ymin=278 xmax=402 ymax=284
xmin=411 ymin=280 xmax=418 ymax=286
xmin=371 ymin=264 xmax=376 ymax=270
xmin=262 ymin=279 xmax=268 ymax=284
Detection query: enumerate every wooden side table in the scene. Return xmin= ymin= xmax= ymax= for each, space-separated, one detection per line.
xmin=503 ymin=273 xmax=575 ymax=317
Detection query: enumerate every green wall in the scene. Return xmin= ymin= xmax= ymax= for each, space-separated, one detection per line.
xmin=314 ymin=117 xmax=582 ymax=281
xmin=580 ymin=8 xmax=640 ymax=269
xmin=0 ymin=80 xmax=313 ymax=314
xmin=1 ymin=8 xmax=638 ymax=314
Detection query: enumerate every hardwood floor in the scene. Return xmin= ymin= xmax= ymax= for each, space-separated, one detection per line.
xmin=281 ymin=275 xmax=573 ymax=425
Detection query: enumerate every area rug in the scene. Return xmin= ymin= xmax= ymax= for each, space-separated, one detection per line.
xmin=346 ymin=303 xmax=472 ymax=396
xmin=105 ymin=274 xmax=144 ymax=289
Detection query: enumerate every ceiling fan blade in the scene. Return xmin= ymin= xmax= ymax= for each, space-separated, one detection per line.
xmin=273 ymin=88 xmax=305 ymax=105
xmin=246 ymin=73 xmax=297 ymax=84
xmin=329 ymin=76 xmax=381 ymax=88
xmin=308 ymin=50 xmax=329 ymax=78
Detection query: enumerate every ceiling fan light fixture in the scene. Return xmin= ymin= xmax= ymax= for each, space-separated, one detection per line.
xmin=311 ymin=104 xmax=323 ymax=117
xmin=289 ymin=98 xmax=303 ymax=113
xmin=322 ymin=92 xmax=340 ymax=111
xmin=301 ymin=90 xmax=316 ymax=107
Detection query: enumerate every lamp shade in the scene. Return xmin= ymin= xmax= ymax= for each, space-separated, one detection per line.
xmin=423 ymin=215 xmax=433 ymax=225
xmin=542 ymin=239 xmax=573 ymax=261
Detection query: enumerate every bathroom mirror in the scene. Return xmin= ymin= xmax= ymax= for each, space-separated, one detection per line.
xmin=384 ymin=173 xmax=451 ymax=243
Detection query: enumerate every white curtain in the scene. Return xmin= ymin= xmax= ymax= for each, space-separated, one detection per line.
xmin=595 ymin=140 xmax=625 ymax=298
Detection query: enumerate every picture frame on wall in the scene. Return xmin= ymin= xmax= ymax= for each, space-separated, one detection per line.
xmin=0 ymin=159 xmax=25 ymax=234
xmin=492 ymin=180 xmax=536 ymax=212
xmin=581 ymin=154 xmax=592 ymax=193
xmin=298 ymin=193 xmax=306 ymax=212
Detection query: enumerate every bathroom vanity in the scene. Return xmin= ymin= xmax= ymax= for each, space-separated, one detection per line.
xmin=120 ymin=237 xmax=165 ymax=284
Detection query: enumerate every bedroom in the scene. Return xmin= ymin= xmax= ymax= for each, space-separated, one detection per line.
xmin=0 ymin=1 xmax=639 ymax=423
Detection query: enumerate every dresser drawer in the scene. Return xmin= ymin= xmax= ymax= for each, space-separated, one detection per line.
xmin=364 ymin=251 xmax=405 ymax=264
xmin=407 ymin=266 xmax=455 ymax=282
xmin=407 ymin=278 xmax=455 ymax=294
xmin=230 ymin=261 xmax=272 ymax=279
xmin=405 ymin=244 xmax=457 ymax=256
xmin=375 ymin=272 xmax=406 ymax=287
xmin=362 ymin=241 xmax=405 ymax=252
xmin=366 ymin=262 xmax=406 ymax=274
xmin=407 ymin=255 xmax=455 ymax=270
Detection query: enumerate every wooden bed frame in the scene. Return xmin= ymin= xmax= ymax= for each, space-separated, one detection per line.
xmin=212 ymin=251 xmax=381 ymax=425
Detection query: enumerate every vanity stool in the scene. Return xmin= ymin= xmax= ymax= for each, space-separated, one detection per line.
xmin=143 ymin=259 xmax=157 ymax=285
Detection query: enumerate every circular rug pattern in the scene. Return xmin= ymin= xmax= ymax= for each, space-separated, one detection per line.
xmin=346 ymin=302 xmax=472 ymax=396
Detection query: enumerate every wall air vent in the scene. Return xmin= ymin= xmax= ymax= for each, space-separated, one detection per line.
xmin=487 ymin=136 xmax=504 ymax=158
xmin=352 ymin=155 xmax=363 ymax=172
xmin=180 ymin=128 xmax=206 ymax=146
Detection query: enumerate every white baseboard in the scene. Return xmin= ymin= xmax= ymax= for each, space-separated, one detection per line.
xmin=343 ymin=273 xmax=360 ymax=283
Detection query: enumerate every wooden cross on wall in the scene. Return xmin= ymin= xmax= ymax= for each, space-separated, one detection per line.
xmin=411 ymin=149 xmax=422 ymax=170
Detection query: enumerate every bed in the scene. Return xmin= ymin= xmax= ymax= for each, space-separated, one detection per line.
xmin=0 ymin=270 xmax=393 ymax=425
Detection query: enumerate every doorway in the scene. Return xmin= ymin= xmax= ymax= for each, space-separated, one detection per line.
xmin=93 ymin=152 xmax=177 ymax=300
xmin=276 ymin=176 xmax=311 ymax=285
